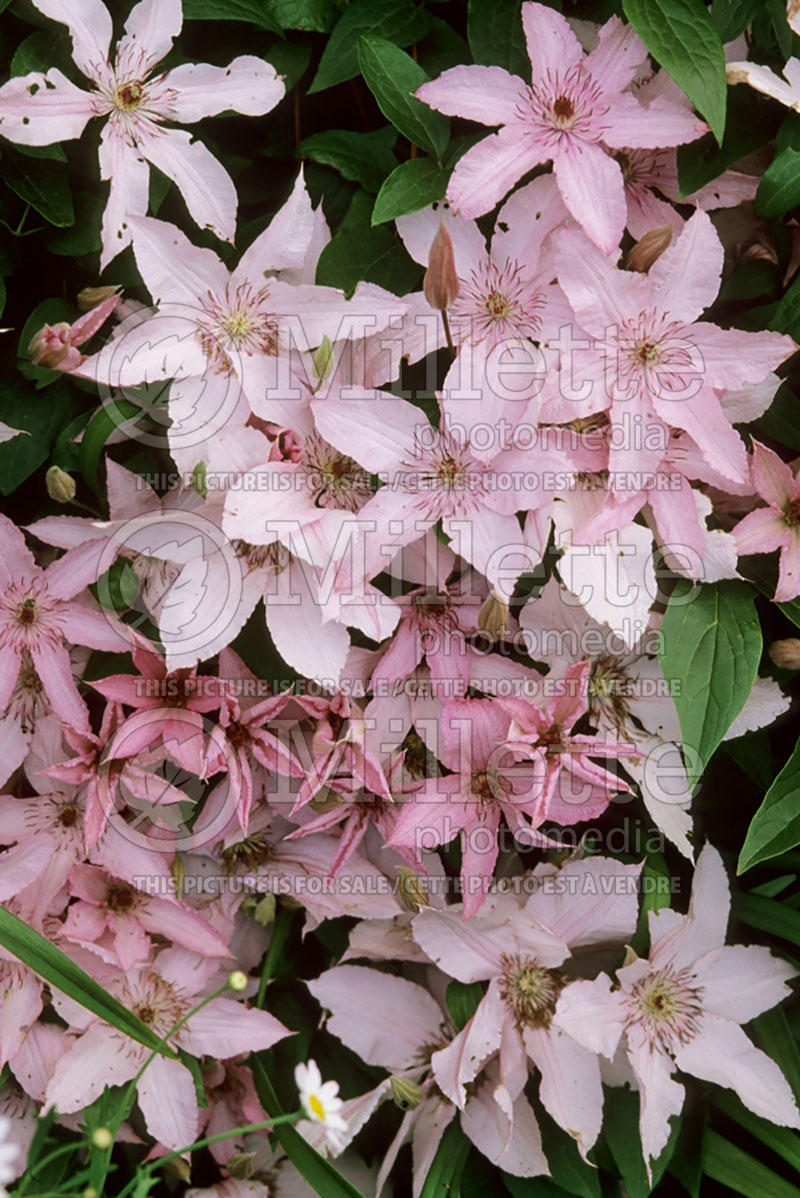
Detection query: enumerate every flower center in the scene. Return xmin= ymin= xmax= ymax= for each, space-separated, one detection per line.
xmin=108 ymin=883 xmax=137 ymax=912
xmin=58 ymin=804 xmax=80 ymax=829
xmin=115 ymin=80 xmax=144 ymax=110
xmin=309 ymin=1094 xmax=325 ymax=1120
xmin=636 ymin=339 xmax=661 ymax=366
xmin=438 ymin=455 xmax=463 ymax=489
xmin=200 ymin=283 xmax=280 ymax=369
xmin=500 ymin=953 xmax=564 ymax=1028
xmin=627 ymin=965 xmax=703 ymax=1051
xmin=471 ymin=769 xmax=512 ymax=803
xmin=784 ymin=497 xmax=800 ymax=527
xmin=17 ymin=599 xmax=37 ymax=626
xmin=485 ymin=289 xmax=510 ymax=320
xmin=552 ymin=94 xmax=576 ymax=128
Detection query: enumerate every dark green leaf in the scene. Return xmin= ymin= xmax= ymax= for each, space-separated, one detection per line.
xmin=316 ymin=188 xmax=422 ymax=295
xmin=0 ymin=906 xmax=172 ymax=1056
xmin=756 ymin=146 xmax=800 ymax=218
xmin=702 ymin=1126 xmax=800 ymax=1198
xmin=605 ymin=1085 xmax=680 ymax=1194
xmin=622 ymin=0 xmax=727 ymax=143
xmin=445 ymin=980 xmax=484 ymax=1033
xmin=263 ymin=39 xmax=314 ymax=89
xmin=357 ymin=35 xmax=450 ymax=161
xmin=268 ymin=0 xmax=341 ymax=31
xmin=298 ymin=127 xmax=398 ymax=193
xmin=629 ymin=850 xmax=674 ymax=955
xmin=710 ymin=0 xmax=761 ymax=41
xmin=79 ymin=400 xmax=142 ymax=496
xmin=772 ymin=269 xmax=800 ymax=336
xmin=754 ymin=383 xmax=800 ymax=450
xmin=753 ymin=1007 xmax=800 ymax=1104
xmin=308 ymin=0 xmax=431 ymax=93
xmin=182 ymin=0 xmax=282 ymax=32
xmin=10 ymin=29 xmax=71 ymax=78
xmin=0 ymin=383 xmax=83 ymax=494
xmin=658 ymin=581 xmax=762 ymax=785
xmin=724 ymin=729 xmax=773 ymax=791
xmin=4 ymin=147 xmax=74 ymax=226
xmin=711 ymin=1091 xmax=800 ymax=1172
xmin=467 ymin=0 xmax=528 ymax=78
xmin=736 ymin=892 xmax=800 ymax=946
xmin=44 ymin=190 xmax=104 ymax=257
xmin=372 ymin=157 xmax=449 ymax=223
xmin=677 ymin=88 xmax=777 ymax=197
xmin=738 ymin=740 xmax=800 ymax=871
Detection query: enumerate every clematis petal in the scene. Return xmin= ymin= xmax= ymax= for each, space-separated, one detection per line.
xmin=165 ymin=56 xmax=285 ymax=122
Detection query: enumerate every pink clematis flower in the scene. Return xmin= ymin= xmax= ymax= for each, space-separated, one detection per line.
xmin=551 ymin=210 xmax=796 ymax=482
xmin=554 ymin=845 xmax=800 ymax=1177
xmin=415 ymin=4 xmax=706 ymax=250
xmin=0 ymin=515 xmax=136 ymax=731
xmin=734 ymin=440 xmax=800 ymax=601
xmin=45 ymin=947 xmax=289 ymax=1152
xmin=387 ymin=697 xmax=547 ymax=919
xmin=0 ymin=0 xmax=285 ymax=265
xmin=412 ymin=855 xmax=643 ymax=1160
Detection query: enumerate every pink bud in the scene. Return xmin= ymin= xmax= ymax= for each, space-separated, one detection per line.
xmin=423 ymin=222 xmax=459 ymax=312
xmin=28 ymin=323 xmax=81 ymax=371
xmin=626 ymin=225 xmax=673 ymax=273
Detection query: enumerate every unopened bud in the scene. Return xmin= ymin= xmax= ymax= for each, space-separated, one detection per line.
xmin=227 ymin=1152 xmax=256 ymax=1179
xmin=228 ymin=970 xmax=248 ymax=992
xmin=29 ymin=322 xmax=73 ymax=369
xmin=160 ymin=1157 xmax=190 ymax=1181
xmin=739 ymin=234 xmax=779 ymax=266
xmin=313 ymin=335 xmax=334 ymax=385
xmin=477 ymin=591 xmax=509 ymax=641
xmin=395 ymin=867 xmax=429 ymax=914
xmin=626 ymin=225 xmax=672 ymax=273
xmin=423 ymin=222 xmax=459 ymax=312
xmin=253 ymin=893 xmax=276 ymax=926
xmin=310 ymin=786 xmax=342 ymax=813
xmin=77 ymin=284 xmax=121 ymax=312
xmin=768 ymin=638 xmax=800 ymax=670
xmin=91 ymin=1127 xmax=113 ymax=1150
xmin=390 ymin=1076 xmax=423 ymax=1110
xmin=190 ymin=459 xmax=207 ymax=499
xmin=84 ymin=1189 xmax=98 ymax=1198
xmin=46 ymin=465 xmax=76 ymax=504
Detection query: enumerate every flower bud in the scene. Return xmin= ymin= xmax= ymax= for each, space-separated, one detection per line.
xmin=46 ymin=466 xmax=76 ymax=504
xmin=227 ymin=1152 xmax=256 ymax=1179
xmin=626 ymin=225 xmax=673 ymax=273
xmin=228 ymin=970 xmax=248 ymax=992
xmin=390 ymin=1076 xmax=423 ymax=1110
xmin=477 ymin=591 xmax=509 ymax=641
xmin=91 ymin=1128 xmax=113 ymax=1150
xmin=313 ymin=335 xmax=334 ymax=385
xmin=768 ymin=638 xmax=800 ymax=670
xmin=423 ymin=222 xmax=459 ymax=312
xmin=253 ymin=893 xmax=276 ymax=926
xmin=77 ymin=284 xmax=122 ymax=312
xmin=395 ymin=866 xmax=429 ymax=914
xmin=29 ymin=323 xmax=74 ymax=370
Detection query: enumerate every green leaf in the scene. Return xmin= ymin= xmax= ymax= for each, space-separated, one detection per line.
xmin=10 ymin=28 xmax=71 ymax=78
xmin=724 ymin=729 xmax=773 ymax=791
xmin=658 ymin=581 xmax=762 ymax=785
xmin=252 ymin=1056 xmax=366 ymax=1198
xmin=622 ymin=0 xmax=727 ymax=143
xmin=44 ymin=190 xmax=104 ymax=257
xmin=298 ymin=127 xmax=398 ymax=193
xmin=736 ymin=893 xmax=800 ymax=946
xmin=756 ymin=147 xmax=800 ymax=218
xmin=604 ymin=1085 xmax=680 ymax=1195
xmin=316 ymin=188 xmax=422 ymax=296
xmin=738 ymin=740 xmax=800 ymax=872
xmin=263 ymin=39 xmax=314 ymax=89
xmin=754 ymin=383 xmax=800 ymax=450
xmin=678 ymin=88 xmax=777 ymax=198
xmin=629 ymin=850 xmax=674 ymax=955
xmin=445 ymin=980 xmax=484 ymax=1033
xmin=268 ymin=0 xmax=341 ymax=31
xmin=182 ymin=0 xmax=282 ymax=32
xmin=702 ymin=1126 xmax=800 ymax=1198
xmin=711 ymin=1092 xmax=800 ymax=1172
xmin=540 ymin=1118 xmax=602 ymax=1198
xmin=79 ymin=400 xmax=142 ymax=496
xmin=420 ymin=1120 xmax=471 ymax=1198
xmin=752 ymin=1007 xmax=800 ymax=1103
xmin=372 ymin=157 xmax=449 ymax=223
xmin=3 ymin=146 xmax=74 ymax=226
xmin=772 ymin=269 xmax=800 ymax=336
xmin=467 ymin=0 xmax=528 ymax=78
xmin=710 ymin=0 xmax=762 ymax=41
xmin=357 ymin=35 xmax=450 ymax=161
xmin=0 ymin=906 xmax=172 ymax=1056
xmin=308 ymin=0 xmax=431 ymax=93
xmin=0 ymin=383 xmax=83 ymax=494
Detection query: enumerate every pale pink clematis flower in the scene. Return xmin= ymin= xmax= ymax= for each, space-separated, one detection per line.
xmin=552 ymin=210 xmax=796 ymax=483
xmin=734 ymin=440 xmax=800 ymax=601
xmin=415 ymin=4 xmax=706 ymax=250
xmin=0 ymin=515 xmax=136 ymax=731
xmin=0 ymin=0 xmax=285 ymax=265
xmin=412 ymin=856 xmax=643 ymax=1161
xmin=555 ymin=845 xmax=800 ymax=1178
xmin=44 ymin=947 xmax=288 ymax=1151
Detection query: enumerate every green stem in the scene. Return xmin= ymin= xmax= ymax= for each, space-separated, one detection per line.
xmin=257 ymin=903 xmax=293 ymax=1008
xmin=441 ymin=310 xmax=456 ymax=360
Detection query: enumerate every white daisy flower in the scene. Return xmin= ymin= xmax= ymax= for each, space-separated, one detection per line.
xmin=295 ymin=1060 xmax=349 ymax=1155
